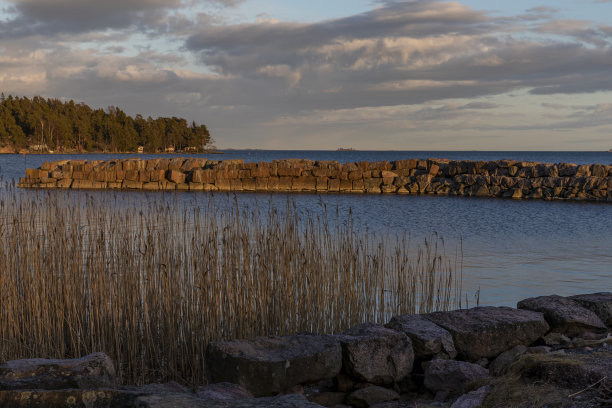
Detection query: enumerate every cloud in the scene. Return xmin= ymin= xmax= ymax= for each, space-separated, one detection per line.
xmin=1 ymin=0 xmax=612 ymax=149
xmin=179 ymin=0 xmax=612 ymax=114
xmin=0 ymin=0 xmax=242 ymax=37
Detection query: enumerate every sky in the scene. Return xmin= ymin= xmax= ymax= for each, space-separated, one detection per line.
xmin=1 ymin=0 xmax=612 ymax=150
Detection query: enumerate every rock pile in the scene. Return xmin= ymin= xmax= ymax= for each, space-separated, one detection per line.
xmin=0 ymin=292 xmax=610 ymax=407
xmin=18 ymin=158 xmax=612 ymax=202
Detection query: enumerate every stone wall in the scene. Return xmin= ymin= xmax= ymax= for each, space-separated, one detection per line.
xmin=18 ymin=157 xmax=612 ymax=202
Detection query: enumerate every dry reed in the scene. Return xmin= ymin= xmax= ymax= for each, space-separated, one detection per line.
xmin=0 ymin=185 xmax=461 ymax=385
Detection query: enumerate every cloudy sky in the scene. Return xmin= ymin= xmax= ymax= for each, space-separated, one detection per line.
xmin=1 ymin=0 xmax=612 ymax=150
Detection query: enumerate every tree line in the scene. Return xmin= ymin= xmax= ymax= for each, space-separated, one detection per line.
xmin=0 ymin=94 xmax=213 ymax=152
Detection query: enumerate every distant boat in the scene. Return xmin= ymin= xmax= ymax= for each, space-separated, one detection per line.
xmin=336 ymin=147 xmax=357 ymax=151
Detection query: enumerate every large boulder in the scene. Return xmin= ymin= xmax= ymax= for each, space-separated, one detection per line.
xmin=206 ymin=334 xmax=342 ymax=397
xmin=569 ymin=292 xmax=612 ymax=327
xmin=423 ymin=359 xmax=489 ymax=395
xmin=0 ymin=353 xmax=117 ymax=390
xmin=517 ymin=295 xmax=607 ymax=337
xmin=339 ymin=323 xmax=413 ymax=384
xmin=385 ymin=314 xmax=457 ymax=359
xmin=424 ymin=307 xmax=549 ymax=361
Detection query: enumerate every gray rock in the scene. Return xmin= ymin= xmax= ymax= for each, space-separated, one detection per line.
xmin=137 ymin=382 xmax=191 ymax=394
xmin=206 ymin=334 xmax=342 ymax=397
xmin=569 ymin=292 xmax=612 ymax=327
xmin=196 ymin=383 xmax=253 ymax=400
xmin=0 ymin=352 xmax=117 ymax=390
xmin=339 ymin=323 xmax=413 ymax=384
xmin=345 ymin=386 xmax=400 ymax=408
xmin=517 ymin=295 xmax=607 ymax=337
xmin=542 ymin=332 xmax=573 ymax=348
xmin=450 ymin=386 xmax=490 ymax=408
xmin=306 ymin=392 xmax=347 ymax=407
xmin=0 ymin=388 xmax=139 ymax=408
xmin=424 ymin=307 xmax=549 ymax=361
xmin=489 ymin=345 xmax=527 ymax=376
xmin=334 ymin=374 xmax=355 ymax=393
xmin=525 ymin=346 xmax=552 ymax=354
xmin=385 ymin=314 xmax=457 ymax=359
xmin=423 ymin=359 xmax=489 ymax=394
xmin=515 ymin=349 xmax=612 ymax=391
xmin=474 ymin=358 xmax=488 ymax=368
xmin=136 ymin=393 xmax=324 ymax=408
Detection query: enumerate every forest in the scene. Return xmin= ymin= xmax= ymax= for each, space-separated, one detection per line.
xmin=0 ymin=94 xmax=212 ymax=153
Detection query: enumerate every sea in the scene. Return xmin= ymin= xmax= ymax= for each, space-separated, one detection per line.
xmin=3 ymin=150 xmax=611 ymax=307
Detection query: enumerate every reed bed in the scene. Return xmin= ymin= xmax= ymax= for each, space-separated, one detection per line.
xmin=0 ymin=186 xmax=461 ymax=385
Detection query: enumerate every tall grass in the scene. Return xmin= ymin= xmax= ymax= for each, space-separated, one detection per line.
xmin=0 ymin=186 xmax=461 ymax=385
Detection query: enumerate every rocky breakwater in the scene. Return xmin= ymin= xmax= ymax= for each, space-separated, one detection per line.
xmin=1 ymin=292 xmax=610 ymax=407
xmin=18 ymin=157 xmax=612 ymax=202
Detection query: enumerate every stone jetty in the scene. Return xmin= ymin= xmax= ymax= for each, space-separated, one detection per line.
xmin=18 ymin=157 xmax=612 ymax=202
xmin=1 ymin=292 xmax=610 ymax=407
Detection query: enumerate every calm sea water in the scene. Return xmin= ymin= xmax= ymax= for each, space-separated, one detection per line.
xmin=3 ymin=151 xmax=612 ymax=307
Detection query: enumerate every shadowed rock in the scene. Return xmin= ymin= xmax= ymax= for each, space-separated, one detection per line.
xmin=206 ymin=334 xmax=342 ymax=397
xmin=517 ymin=295 xmax=607 ymax=337
xmin=569 ymin=292 xmax=612 ymax=327
xmin=135 ymin=382 xmax=191 ymax=394
xmin=196 ymin=383 xmax=253 ymax=401
xmin=345 ymin=386 xmax=400 ymax=408
xmin=489 ymin=345 xmax=527 ymax=376
xmin=339 ymin=323 xmax=413 ymax=385
xmin=0 ymin=353 xmax=117 ymax=391
xmin=423 ymin=359 xmax=489 ymax=395
xmin=449 ymin=386 xmax=490 ymax=408
xmin=385 ymin=314 xmax=457 ymax=359
xmin=512 ymin=349 xmax=612 ymax=390
xmin=0 ymin=389 xmax=138 ymax=408
xmin=424 ymin=307 xmax=549 ymax=361
xmin=135 ymin=393 xmax=324 ymax=408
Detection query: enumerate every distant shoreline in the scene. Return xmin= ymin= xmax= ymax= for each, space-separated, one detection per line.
xmin=0 ymin=149 xmax=223 ymax=155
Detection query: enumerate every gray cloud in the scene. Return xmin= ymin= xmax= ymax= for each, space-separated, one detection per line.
xmin=179 ymin=0 xmax=612 ymax=114
xmin=1 ymin=0 xmax=612 ymax=149
xmin=0 ymin=0 xmax=240 ymax=37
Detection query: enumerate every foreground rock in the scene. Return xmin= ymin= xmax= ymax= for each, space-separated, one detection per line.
xmin=423 ymin=359 xmax=489 ymax=395
xmin=517 ymin=349 xmax=612 ymax=390
xmin=385 ymin=314 xmax=457 ymax=360
xmin=339 ymin=323 xmax=413 ymax=385
xmin=449 ymin=386 xmax=490 ymax=408
xmin=1 ymin=292 xmax=609 ymax=407
xmin=134 ymin=393 xmax=323 ymax=408
xmin=345 ymin=385 xmax=400 ymax=408
xmin=518 ymin=295 xmax=607 ymax=337
xmin=206 ymin=334 xmax=342 ymax=397
xmin=0 ymin=352 xmax=117 ymax=390
xmin=570 ymin=292 xmax=612 ymax=327
xmin=0 ymin=389 xmax=138 ymax=408
xmin=424 ymin=307 xmax=549 ymax=361
xmin=482 ymin=347 xmax=612 ymax=407
xmin=195 ymin=382 xmax=254 ymax=400
xmin=488 ymin=345 xmax=527 ymax=376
